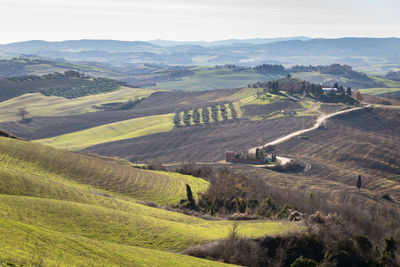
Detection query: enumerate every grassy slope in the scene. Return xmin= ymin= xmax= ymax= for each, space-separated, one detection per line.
xmin=35 ymin=113 xmax=174 ymax=151
xmin=151 ymin=67 xmax=280 ymax=91
xmin=292 ymin=71 xmax=347 ymax=84
xmin=357 ymin=76 xmax=400 ymax=95
xmin=369 ymin=75 xmax=400 ymax=88
xmin=0 ymin=137 xmax=207 ymax=205
xmin=0 ymin=194 xmax=292 ymax=251
xmin=0 ymin=137 xmax=297 ymax=265
xmin=0 ymin=87 xmax=157 ymax=122
xmin=0 ymin=219 xmax=233 ymax=267
xmin=358 ymin=87 xmax=400 ymax=95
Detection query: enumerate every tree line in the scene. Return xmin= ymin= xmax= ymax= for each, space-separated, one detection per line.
xmin=38 ymin=77 xmax=126 ymax=98
xmin=173 ymin=102 xmax=238 ymax=127
xmin=250 ymin=77 xmax=353 ymax=101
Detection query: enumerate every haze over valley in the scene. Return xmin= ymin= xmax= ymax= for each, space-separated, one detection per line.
xmin=1 ymin=0 xmax=400 ymax=266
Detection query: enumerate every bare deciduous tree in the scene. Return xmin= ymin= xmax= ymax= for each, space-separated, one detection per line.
xmin=17 ymin=108 xmax=29 ymax=120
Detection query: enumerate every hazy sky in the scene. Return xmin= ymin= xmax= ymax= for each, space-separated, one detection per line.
xmin=1 ymin=0 xmax=399 ymax=43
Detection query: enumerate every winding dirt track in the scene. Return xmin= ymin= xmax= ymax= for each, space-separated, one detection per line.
xmin=249 ymin=105 xmax=369 ymax=154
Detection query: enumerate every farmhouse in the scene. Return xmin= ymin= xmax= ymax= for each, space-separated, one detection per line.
xmin=322 ymin=87 xmax=337 ymax=94
xmin=281 ymin=110 xmax=297 ymax=116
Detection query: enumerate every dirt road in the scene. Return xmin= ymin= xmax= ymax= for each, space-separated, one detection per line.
xmin=249 ymin=105 xmax=369 ymax=154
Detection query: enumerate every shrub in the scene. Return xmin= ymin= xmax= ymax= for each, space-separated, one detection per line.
xmin=291 ymin=256 xmax=317 ymax=267
xmin=267 ymin=161 xmax=305 ymax=172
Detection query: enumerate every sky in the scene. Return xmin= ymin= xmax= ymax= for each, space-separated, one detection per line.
xmin=0 ymin=0 xmax=399 ymax=44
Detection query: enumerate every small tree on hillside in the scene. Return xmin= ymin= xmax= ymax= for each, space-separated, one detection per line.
xmin=346 ymin=87 xmax=352 ymax=96
xmin=173 ymin=110 xmax=181 ymax=127
xmin=192 ymin=108 xmax=201 ymax=124
xmin=357 ymin=175 xmax=362 ymax=192
xmin=16 ymin=107 xmax=29 ymax=120
xmin=271 ymin=153 xmax=277 ymax=162
xmin=383 ymin=236 xmax=397 ymax=259
xmin=183 ymin=110 xmax=191 ymax=126
xmin=186 ymin=184 xmax=196 ymax=210
xmin=354 ymin=91 xmax=363 ymax=101
xmin=201 ymin=107 xmax=210 ymax=123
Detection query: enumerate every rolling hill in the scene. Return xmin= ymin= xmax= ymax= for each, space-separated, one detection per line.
xmin=151 ymin=67 xmax=284 ymax=91
xmin=0 ymin=87 xmax=156 ymax=122
xmin=35 ymin=113 xmax=175 ymax=151
xmin=0 ymin=137 xmax=298 ymax=265
xmin=2 ymin=38 xmax=400 ymax=70
xmin=0 ymin=88 xmax=239 ymax=139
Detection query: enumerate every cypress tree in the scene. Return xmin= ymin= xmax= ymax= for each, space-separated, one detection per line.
xmin=347 ymin=87 xmax=352 ymax=96
xmin=357 ymin=175 xmax=362 ymax=192
xmin=186 ymin=184 xmax=196 ymax=210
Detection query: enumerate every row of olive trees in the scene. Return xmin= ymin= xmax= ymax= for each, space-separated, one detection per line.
xmin=39 ymin=78 xmax=125 ymax=99
xmin=173 ymin=102 xmax=238 ymax=127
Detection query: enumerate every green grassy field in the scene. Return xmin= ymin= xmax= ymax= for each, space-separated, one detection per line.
xmin=369 ymin=75 xmax=400 ymax=88
xmin=0 ymin=137 xmax=298 ymax=265
xmin=357 ymin=87 xmax=400 ymax=95
xmin=151 ymin=67 xmax=280 ymax=91
xmin=220 ymin=87 xmax=261 ymax=103
xmin=0 ymin=219 xmax=234 ymax=267
xmin=292 ymin=71 xmax=348 ymax=84
xmin=0 ymin=87 xmax=157 ymax=122
xmin=222 ymin=87 xmax=289 ymax=106
xmin=35 ymin=113 xmax=174 ymax=150
xmin=0 ymin=137 xmax=207 ymax=205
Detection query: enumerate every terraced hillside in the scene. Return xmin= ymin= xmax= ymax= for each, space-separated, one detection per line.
xmin=0 ymin=137 xmax=298 ymax=265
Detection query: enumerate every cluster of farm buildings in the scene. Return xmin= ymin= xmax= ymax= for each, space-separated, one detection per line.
xmin=226 ymin=149 xmax=276 ymax=165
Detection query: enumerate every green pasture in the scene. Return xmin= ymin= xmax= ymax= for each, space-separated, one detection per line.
xmin=35 ymin=113 xmax=174 ymax=150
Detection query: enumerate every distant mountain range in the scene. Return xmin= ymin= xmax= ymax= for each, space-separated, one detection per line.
xmin=1 ymin=37 xmax=399 ymax=72
xmin=147 ymin=37 xmax=311 ymax=47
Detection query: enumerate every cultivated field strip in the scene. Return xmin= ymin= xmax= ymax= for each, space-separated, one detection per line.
xmin=0 ymin=87 xmax=156 ymax=122
xmin=35 ymin=113 xmax=175 ymax=151
xmin=84 ymin=116 xmax=313 ymax=162
xmin=0 ymin=88 xmax=241 ymax=140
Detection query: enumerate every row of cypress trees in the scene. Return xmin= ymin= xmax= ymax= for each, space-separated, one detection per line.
xmin=173 ymin=102 xmax=238 ymax=127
